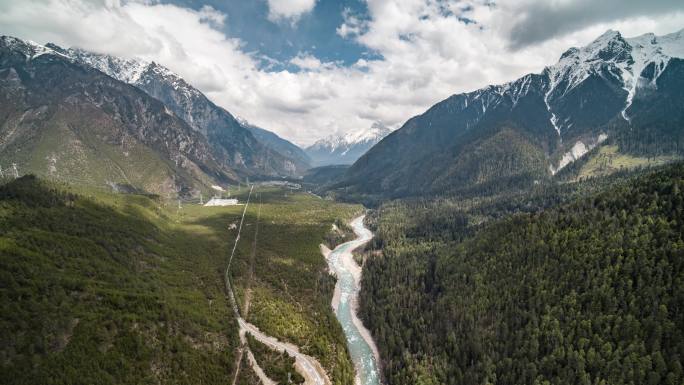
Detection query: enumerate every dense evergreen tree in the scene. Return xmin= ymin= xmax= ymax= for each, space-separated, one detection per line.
xmin=360 ymin=163 xmax=684 ymax=385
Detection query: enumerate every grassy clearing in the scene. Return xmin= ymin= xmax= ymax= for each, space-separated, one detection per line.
xmin=577 ymin=145 xmax=681 ymax=180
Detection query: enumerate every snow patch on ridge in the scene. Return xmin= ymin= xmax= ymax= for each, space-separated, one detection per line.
xmin=64 ymin=47 xmax=151 ymax=84
xmin=619 ymin=30 xmax=683 ymax=122
xmin=59 ymin=47 xmax=204 ymax=103
xmin=1 ymin=36 xmax=69 ymax=61
xmin=550 ymin=134 xmax=608 ymax=175
xmin=544 ymin=88 xmax=562 ymax=137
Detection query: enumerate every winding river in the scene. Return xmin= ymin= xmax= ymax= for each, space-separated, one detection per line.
xmin=326 ymin=215 xmax=382 ymax=385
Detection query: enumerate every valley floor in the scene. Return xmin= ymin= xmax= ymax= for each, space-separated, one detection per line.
xmin=0 ymin=177 xmax=361 ymax=385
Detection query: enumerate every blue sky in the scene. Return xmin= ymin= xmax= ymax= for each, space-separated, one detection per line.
xmin=1 ymin=0 xmax=683 ymax=145
xmin=169 ymin=0 xmax=376 ymax=71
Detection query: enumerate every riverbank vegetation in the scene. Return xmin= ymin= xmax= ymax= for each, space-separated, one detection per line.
xmin=226 ymin=187 xmax=361 ymax=385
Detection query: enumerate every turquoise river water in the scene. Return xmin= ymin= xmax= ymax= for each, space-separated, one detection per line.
xmin=327 ymin=215 xmax=381 ymax=385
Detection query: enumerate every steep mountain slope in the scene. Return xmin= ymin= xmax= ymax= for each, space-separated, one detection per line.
xmin=239 ymin=119 xmax=311 ymax=172
xmin=0 ymin=36 xmax=234 ymax=196
xmin=0 ymin=176 xmax=241 ymax=384
xmin=51 ymin=45 xmax=305 ymax=177
xmin=306 ymin=122 xmax=392 ymax=166
xmin=342 ymin=29 xmax=684 ymax=199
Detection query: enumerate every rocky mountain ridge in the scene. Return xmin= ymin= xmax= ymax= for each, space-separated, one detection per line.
xmin=0 ymin=36 xmax=236 ymax=195
xmin=50 ymin=44 xmax=307 ymax=177
xmin=340 ymin=29 xmax=684 ymax=199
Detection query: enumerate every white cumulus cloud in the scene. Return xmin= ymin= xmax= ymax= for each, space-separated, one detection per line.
xmin=266 ymin=0 xmax=317 ymax=23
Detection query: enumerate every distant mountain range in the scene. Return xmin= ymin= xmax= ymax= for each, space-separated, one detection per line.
xmin=305 ymin=122 xmax=392 ymax=166
xmin=0 ymin=36 xmax=310 ymax=196
xmin=4 ymin=29 xmax=682 ymax=199
xmin=236 ymin=118 xmax=311 ymax=173
xmin=340 ymin=29 xmax=684 ymax=199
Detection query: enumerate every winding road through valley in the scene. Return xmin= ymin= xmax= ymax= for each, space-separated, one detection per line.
xmin=324 ymin=215 xmax=382 ymax=385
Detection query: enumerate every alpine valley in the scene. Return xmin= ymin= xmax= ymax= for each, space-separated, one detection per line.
xmin=1 ymin=13 xmax=684 ymax=385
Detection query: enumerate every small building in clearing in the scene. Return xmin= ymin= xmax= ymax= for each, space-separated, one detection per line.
xmin=204 ymin=198 xmax=239 ymax=206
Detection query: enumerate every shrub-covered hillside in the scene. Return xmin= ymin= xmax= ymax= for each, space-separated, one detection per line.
xmin=0 ymin=176 xmax=240 ymax=384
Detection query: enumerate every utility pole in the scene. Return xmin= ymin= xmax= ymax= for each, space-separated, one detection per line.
xmin=11 ymin=163 xmax=18 ymax=178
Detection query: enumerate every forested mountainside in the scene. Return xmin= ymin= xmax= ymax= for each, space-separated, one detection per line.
xmin=359 ymin=162 xmax=684 ymax=385
xmin=302 ymin=165 xmax=350 ymax=191
xmin=51 ymin=44 xmax=307 ymax=177
xmin=0 ymin=176 xmax=240 ymax=384
xmin=340 ymin=30 xmax=684 ymax=200
xmin=243 ymin=122 xmax=311 ymax=172
xmin=0 ymin=36 xmax=236 ymax=196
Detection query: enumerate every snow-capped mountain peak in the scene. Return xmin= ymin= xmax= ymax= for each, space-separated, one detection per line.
xmin=541 ymin=28 xmax=683 ymax=130
xmin=341 ymin=29 xmax=684 ymax=197
xmin=306 ymin=122 xmax=393 ymax=166
xmin=342 ymin=122 xmax=393 ymax=146
xmin=55 ymin=46 xmax=151 ymax=84
xmin=545 ymin=30 xmax=630 ymax=101
xmin=311 ymin=122 xmax=392 ymax=152
xmin=49 ymin=46 xmax=204 ymax=101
